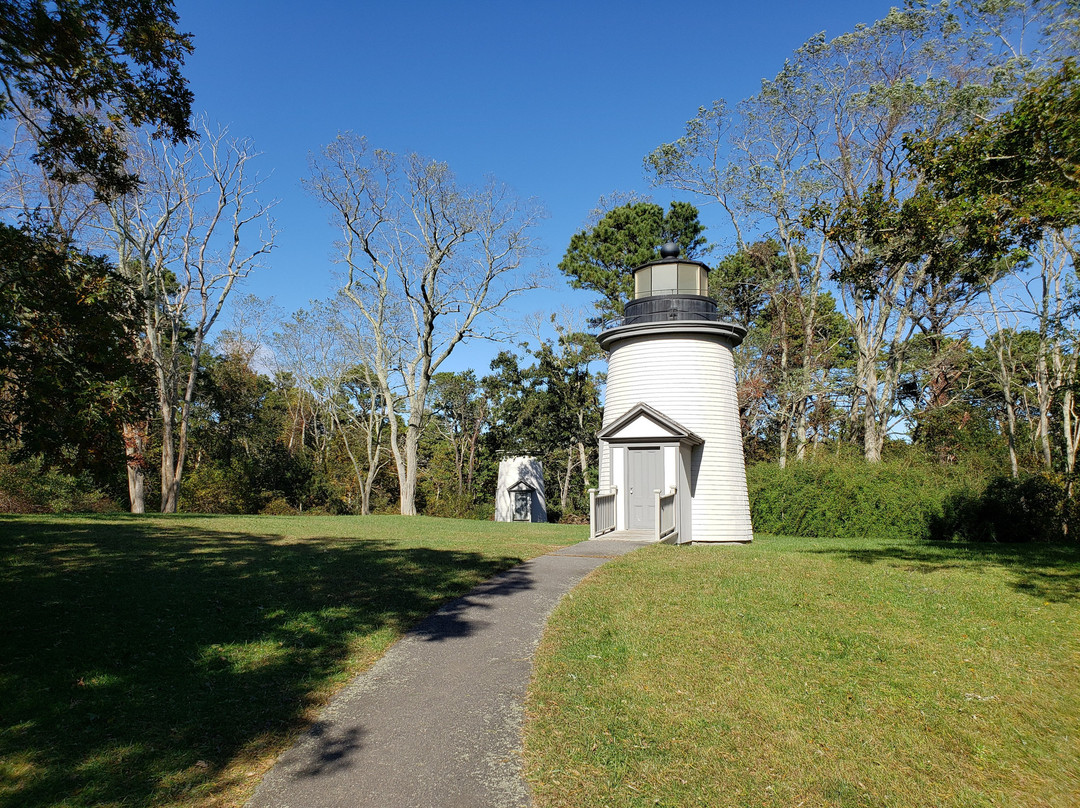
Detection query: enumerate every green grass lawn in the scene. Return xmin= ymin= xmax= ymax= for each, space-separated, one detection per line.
xmin=524 ymin=535 xmax=1080 ymax=808
xmin=0 ymin=513 xmax=586 ymax=808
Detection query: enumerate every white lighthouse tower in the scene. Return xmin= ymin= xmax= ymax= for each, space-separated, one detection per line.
xmin=590 ymin=243 xmax=752 ymax=544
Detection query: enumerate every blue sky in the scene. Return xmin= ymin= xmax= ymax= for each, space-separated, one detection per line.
xmin=179 ymin=0 xmax=893 ymax=370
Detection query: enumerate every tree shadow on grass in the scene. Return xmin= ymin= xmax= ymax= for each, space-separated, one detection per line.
xmin=0 ymin=516 xmax=529 ymax=808
xmin=798 ymin=539 xmax=1080 ymax=604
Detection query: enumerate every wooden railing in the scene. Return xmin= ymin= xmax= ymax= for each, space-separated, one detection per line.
xmin=655 ymin=487 xmax=678 ymax=543
xmin=589 ymin=488 xmax=618 ymax=538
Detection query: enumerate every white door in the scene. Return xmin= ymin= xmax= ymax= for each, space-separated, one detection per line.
xmin=628 ymin=448 xmax=662 ymax=529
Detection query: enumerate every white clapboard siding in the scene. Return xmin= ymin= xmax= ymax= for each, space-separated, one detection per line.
xmin=603 ymin=331 xmax=752 ymax=543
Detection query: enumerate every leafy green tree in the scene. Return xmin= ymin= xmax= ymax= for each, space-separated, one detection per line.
xmin=0 ymin=220 xmax=147 ymax=472
xmin=484 ymin=320 xmax=604 ymax=516
xmin=910 ymin=59 xmax=1080 ymax=252
xmin=912 ymin=59 xmax=1080 ymax=474
xmin=190 ymin=350 xmax=277 ymax=468
xmin=429 ymin=370 xmax=489 ymax=505
xmin=714 ymin=241 xmax=851 ymax=465
xmin=711 ymin=240 xmax=779 ymax=326
xmin=182 ymin=348 xmax=319 ymax=513
xmin=648 ymin=3 xmax=1052 ymax=463
xmin=0 ymin=0 xmax=194 ymax=199
xmin=0 ymin=0 xmax=196 ymax=509
xmin=558 ymin=201 xmax=706 ymax=320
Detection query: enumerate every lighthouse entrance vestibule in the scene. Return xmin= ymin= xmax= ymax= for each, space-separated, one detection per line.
xmin=627 ymin=447 xmax=663 ymax=529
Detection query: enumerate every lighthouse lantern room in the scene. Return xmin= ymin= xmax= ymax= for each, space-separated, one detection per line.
xmin=590 ymin=243 xmax=753 ymax=543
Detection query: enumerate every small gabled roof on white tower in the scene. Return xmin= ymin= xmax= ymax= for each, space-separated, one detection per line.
xmin=598 ymin=402 xmax=703 ymax=445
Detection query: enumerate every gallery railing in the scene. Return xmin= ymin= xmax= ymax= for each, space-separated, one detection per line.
xmin=602 ymin=294 xmax=721 ymax=328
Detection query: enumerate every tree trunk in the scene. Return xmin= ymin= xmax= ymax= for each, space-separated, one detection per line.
xmin=778 ymin=420 xmax=790 ymax=469
xmin=863 ymin=394 xmax=883 ymax=463
xmin=333 ymin=410 xmax=368 ymax=514
xmin=794 ymin=398 xmax=809 ymax=461
xmin=454 ymin=437 xmax=465 ymax=497
xmin=1058 ymin=337 xmax=1080 ymax=475
xmin=123 ymin=421 xmax=148 ymax=513
xmin=777 ymin=305 xmax=790 ymax=468
xmin=399 ymin=418 xmax=420 ymax=516
xmin=560 ymin=450 xmax=574 ymax=511
xmin=160 ymin=401 xmax=178 ymax=513
xmin=1035 ymin=244 xmax=1057 ymax=471
xmin=853 ymin=302 xmax=886 ymax=463
xmin=1036 ymin=347 xmax=1054 ymax=470
xmin=996 ymin=346 xmax=1020 ymax=479
xmin=1064 ymin=389 xmax=1079 ymax=475
xmin=361 ymin=404 xmax=386 ymax=516
xmin=986 ymin=292 xmax=1020 ymax=478
xmin=465 ymin=408 xmax=485 ymax=499
xmin=860 ymin=333 xmax=884 ymax=463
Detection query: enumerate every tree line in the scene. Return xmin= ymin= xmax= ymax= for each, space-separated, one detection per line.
xmin=2 ymin=0 xmax=1079 ymax=519
xmin=163 ymin=302 xmax=602 ymax=519
xmin=0 ymin=1 xmax=589 ymax=517
xmin=565 ymin=1 xmax=1080 ymax=483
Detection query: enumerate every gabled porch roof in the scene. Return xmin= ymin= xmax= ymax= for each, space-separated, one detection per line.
xmin=598 ymin=402 xmax=703 ymax=446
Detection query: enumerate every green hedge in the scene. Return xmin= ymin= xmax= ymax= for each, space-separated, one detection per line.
xmin=746 ymin=457 xmax=973 ymax=542
xmin=748 ymin=457 xmax=1076 ymax=544
xmin=930 ymin=472 xmax=1078 ymax=544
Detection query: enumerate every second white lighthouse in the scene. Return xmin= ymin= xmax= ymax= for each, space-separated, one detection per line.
xmin=592 ymin=242 xmax=752 ymax=544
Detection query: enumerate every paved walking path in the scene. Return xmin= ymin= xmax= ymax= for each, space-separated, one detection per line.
xmin=247 ymin=538 xmax=649 ymax=808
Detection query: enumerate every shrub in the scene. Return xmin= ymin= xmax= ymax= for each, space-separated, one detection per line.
xmin=303 ymin=497 xmax=351 ymax=516
xmin=930 ymin=472 xmax=1076 ymax=544
xmin=179 ymin=463 xmax=246 ymax=514
xmin=422 ymin=492 xmax=490 ymax=520
xmin=556 ymin=512 xmax=589 ymax=525
xmin=746 ymin=456 xmax=981 ymax=541
xmin=260 ymin=497 xmax=298 ymax=516
xmin=472 ymin=501 xmax=495 ymax=521
xmin=0 ymin=489 xmax=47 ymax=514
xmin=0 ymin=454 xmax=117 ymax=512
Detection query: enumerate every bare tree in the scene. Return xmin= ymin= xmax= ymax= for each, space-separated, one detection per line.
xmin=103 ymin=121 xmax=276 ymax=512
xmin=974 ymin=263 xmax=1028 ymax=477
xmin=969 ymin=229 xmax=1080 ymax=476
xmin=305 ymin=133 xmax=543 ymax=515
xmin=272 ymin=298 xmax=391 ymax=514
xmin=216 ymin=293 xmax=281 ymax=374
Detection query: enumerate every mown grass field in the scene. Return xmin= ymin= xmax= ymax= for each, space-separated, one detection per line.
xmin=0 ymin=514 xmax=586 ymax=808
xmin=524 ymin=535 xmax=1080 ymax=808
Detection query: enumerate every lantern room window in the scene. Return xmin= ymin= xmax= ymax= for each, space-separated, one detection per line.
xmin=633 ymin=261 xmax=709 ymax=299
